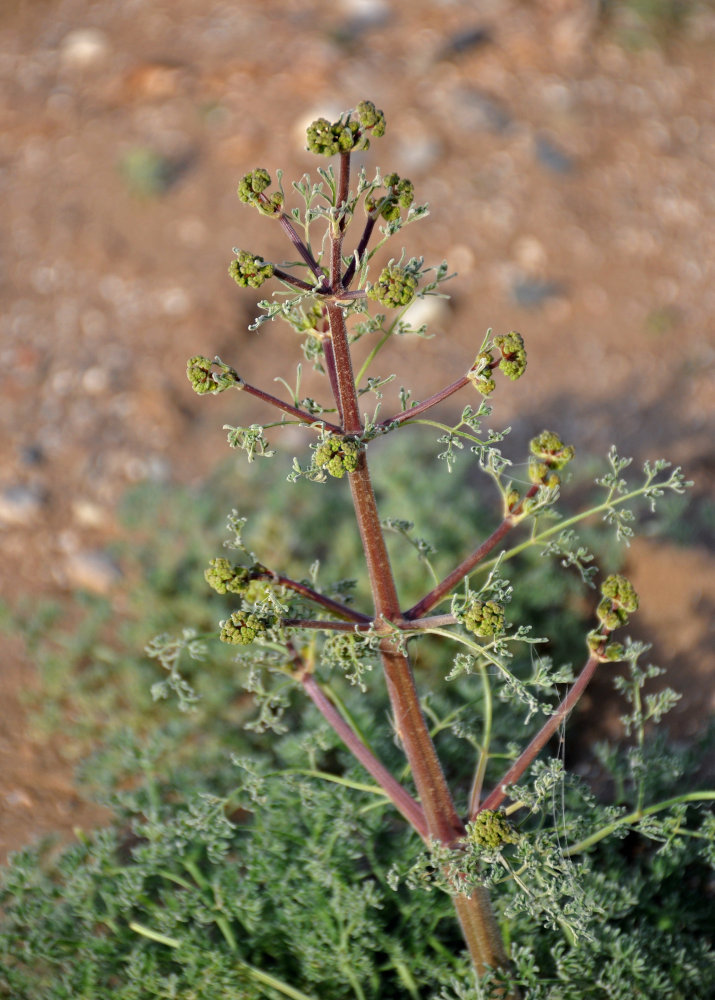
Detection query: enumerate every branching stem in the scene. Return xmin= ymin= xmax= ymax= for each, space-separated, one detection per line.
xmin=406 ymin=487 xmax=539 ymax=620
xmin=379 ymin=375 xmax=470 ymax=429
xmin=241 ymin=381 xmax=341 ymax=433
xmin=298 ymin=668 xmax=429 ymax=840
xmin=477 ymin=652 xmax=602 ymax=816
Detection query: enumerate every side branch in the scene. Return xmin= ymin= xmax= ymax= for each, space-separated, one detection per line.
xmin=342 ymin=214 xmax=378 ymax=289
xmin=405 ymin=487 xmax=539 ymax=620
xmin=379 ymin=375 xmax=470 ymax=430
xmin=405 ymin=519 xmax=516 ymax=620
xmin=273 ymin=267 xmax=318 ymax=293
xmin=273 ymin=575 xmax=371 ymax=624
xmin=476 ymin=651 xmax=601 ymax=816
xmin=242 ymin=382 xmax=341 ymax=433
xmin=299 ymin=669 xmax=429 ymax=840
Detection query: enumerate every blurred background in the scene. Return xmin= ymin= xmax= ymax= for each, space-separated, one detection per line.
xmin=1 ymin=0 xmax=714 ymax=858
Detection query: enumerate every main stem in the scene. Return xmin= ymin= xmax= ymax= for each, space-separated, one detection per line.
xmin=325 ymin=193 xmax=512 ymax=983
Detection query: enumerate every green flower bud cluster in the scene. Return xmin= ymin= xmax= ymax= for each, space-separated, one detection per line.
xmin=366 ymin=172 xmax=414 ymax=222
xmin=494 ymin=331 xmax=527 ymax=381
xmin=306 ymin=117 xmax=361 ymax=157
xmin=367 ymin=263 xmax=418 ymax=308
xmin=528 ymin=430 xmax=575 ymax=488
xmin=187 ymin=355 xmax=244 ymax=395
xmin=597 ymin=574 xmax=639 ymax=629
xmin=237 ymin=168 xmax=283 ymax=216
xmin=587 ymin=574 xmax=639 ymax=661
xmin=219 ymin=611 xmax=269 ymax=646
xmin=464 ymin=599 xmax=505 ymax=638
xmin=468 ymin=810 xmax=519 ymax=849
xmin=205 ymin=557 xmax=260 ymax=595
xmin=307 ymin=101 xmax=386 ymax=157
xmin=355 ymin=99 xmax=386 ymax=140
xmin=467 ymin=351 xmax=496 ymax=396
xmin=314 ymin=435 xmax=363 ymax=479
xmin=228 ymin=250 xmax=274 ymax=289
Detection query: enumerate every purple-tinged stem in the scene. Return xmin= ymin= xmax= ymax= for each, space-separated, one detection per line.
xmin=299 ymin=670 xmax=429 ymax=840
xmin=272 ymin=576 xmax=371 ymax=624
xmin=405 ymin=486 xmax=540 ymax=621
xmin=281 ymin=613 xmax=457 ymax=632
xmin=342 ymin=214 xmax=378 ymax=289
xmin=477 ymin=652 xmax=601 ymax=816
xmin=241 ymin=381 xmax=341 ymax=433
xmin=321 ymin=335 xmax=343 ymax=426
xmin=379 ymin=375 xmax=470 ymax=430
xmin=281 ymin=618 xmax=370 ymax=632
xmin=273 ymin=267 xmax=318 ymax=292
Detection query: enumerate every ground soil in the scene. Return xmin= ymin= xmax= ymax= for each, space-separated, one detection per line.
xmin=1 ymin=0 xmax=714 ymax=861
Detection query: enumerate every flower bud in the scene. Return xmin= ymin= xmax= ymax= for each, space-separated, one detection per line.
xmin=468 ymin=810 xmax=519 ymax=849
xmin=187 ymin=356 xmax=244 ymax=395
xmin=464 ymin=599 xmax=505 ymax=638
xmin=367 ymin=264 xmax=417 ymax=308
xmin=314 ymin=436 xmax=363 ymax=478
xmin=205 ymin=557 xmax=255 ymax=595
xmin=494 ymin=331 xmax=527 ymax=380
xmin=228 ymin=251 xmax=275 ymax=289
xmin=220 ymin=611 xmax=268 ymax=646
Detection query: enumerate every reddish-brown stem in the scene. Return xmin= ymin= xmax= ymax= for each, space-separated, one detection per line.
xmin=326 ymin=304 xmax=362 ymax=432
xmin=342 ymin=213 xmax=378 ymax=289
xmin=241 ymin=381 xmax=341 ymax=433
xmin=320 ymin=335 xmax=343 ymax=426
xmin=300 ymin=670 xmax=429 ymax=840
xmin=325 ymin=228 xmax=513 ymax=984
xmin=406 ymin=519 xmax=516 ymax=620
xmin=379 ymin=375 xmax=470 ymax=430
xmin=477 ymin=651 xmax=602 ymax=816
xmin=273 ymin=267 xmax=317 ymax=292
xmin=337 ymin=151 xmax=351 ymax=236
xmin=272 ymin=575 xmax=371 ymax=624
xmin=281 ymin=613 xmax=457 ymax=632
xmin=405 ymin=486 xmax=540 ymax=620
xmin=282 ymin=618 xmax=370 ymax=632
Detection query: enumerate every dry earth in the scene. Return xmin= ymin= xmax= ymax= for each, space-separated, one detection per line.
xmin=1 ymin=0 xmax=714 ymax=860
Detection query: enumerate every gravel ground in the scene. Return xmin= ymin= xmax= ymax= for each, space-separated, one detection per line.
xmin=1 ymin=0 xmax=714 ymax=858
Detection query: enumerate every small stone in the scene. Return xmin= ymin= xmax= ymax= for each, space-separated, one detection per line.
xmin=64 ymin=550 xmax=122 ymax=595
xmin=534 ymin=133 xmax=575 ymax=175
xmin=402 ymin=295 xmax=450 ymax=332
xmin=454 ymin=88 xmax=512 ymax=133
xmin=511 ymin=276 xmax=565 ymax=309
xmin=442 ymin=25 xmax=491 ymax=57
xmin=0 ymin=485 xmax=44 ymax=526
xmin=71 ymin=500 xmax=108 ymax=528
xmin=60 ymin=28 xmax=110 ymax=70
xmin=81 ymin=366 xmax=109 ymax=394
xmin=4 ymin=789 xmax=33 ymax=809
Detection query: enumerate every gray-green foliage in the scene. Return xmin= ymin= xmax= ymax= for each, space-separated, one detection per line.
xmin=1 ymin=714 xmax=713 ymax=998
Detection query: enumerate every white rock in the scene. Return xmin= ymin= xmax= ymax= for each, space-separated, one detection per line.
xmin=64 ymin=550 xmax=122 ymax=595
xmin=60 ymin=28 xmax=110 ymax=70
xmin=0 ymin=485 xmax=44 ymax=526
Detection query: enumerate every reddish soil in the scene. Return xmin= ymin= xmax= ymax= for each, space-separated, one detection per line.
xmin=1 ymin=0 xmax=714 ymax=860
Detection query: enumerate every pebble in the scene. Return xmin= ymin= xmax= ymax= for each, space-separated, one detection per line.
xmin=510 ymin=276 xmax=565 ymax=308
xmin=0 ymin=485 xmax=44 ymax=526
xmin=71 ymin=499 xmax=108 ymax=528
xmin=63 ymin=550 xmax=122 ymax=595
xmin=402 ymin=295 xmax=450 ymax=333
xmin=59 ymin=29 xmax=110 ymax=71
xmin=534 ymin=133 xmax=575 ymax=175
xmin=441 ymin=25 xmax=491 ymax=58
xmin=454 ymin=88 xmax=512 ymax=133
